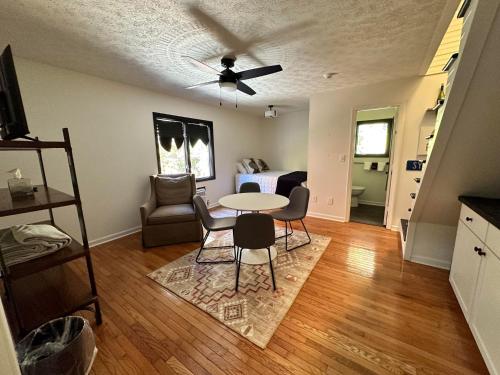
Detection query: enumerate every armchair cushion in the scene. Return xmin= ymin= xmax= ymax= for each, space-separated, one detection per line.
xmin=147 ymin=204 xmax=196 ymax=225
xmin=155 ymin=175 xmax=193 ymax=206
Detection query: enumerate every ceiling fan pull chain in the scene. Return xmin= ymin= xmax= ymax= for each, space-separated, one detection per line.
xmin=219 ymin=86 xmax=222 ymax=107
xmin=235 ymin=89 xmax=238 ymax=108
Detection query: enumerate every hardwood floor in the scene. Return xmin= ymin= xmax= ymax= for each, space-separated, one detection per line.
xmin=76 ymin=212 xmax=488 ymax=374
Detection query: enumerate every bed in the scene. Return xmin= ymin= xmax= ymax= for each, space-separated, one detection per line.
xmin=235 ymin=171 xmax=291 ymax=193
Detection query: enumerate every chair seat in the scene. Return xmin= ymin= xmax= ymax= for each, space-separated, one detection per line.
xmin=271 ymin=209 xmax=304 ymax=221
xmin=208 ymin=217 xmax=237 ymax=231
xmin=147 ymin=204 xmax=196 ymax=225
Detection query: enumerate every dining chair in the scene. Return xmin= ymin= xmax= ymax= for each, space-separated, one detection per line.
xmin=234 ymin=213 xmax=276 ymax=291
xmin=193 ymin=195 xmax=237 ymax=264
xmin=271 ymin=186 xmax=311 ymax=252
xmin=239 ymin=182 xmax=261 ymax=193
xmin=237 ymin=182 xmax=261 ymax=215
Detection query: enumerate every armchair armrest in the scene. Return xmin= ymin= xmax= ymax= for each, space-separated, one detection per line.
xmin=140 ymin=197 xmax=156 ymax=226
xmin=141 ymin=175 xmax=158 ymax=226
xmin=140 ymin=194 xmax=156 ymax=226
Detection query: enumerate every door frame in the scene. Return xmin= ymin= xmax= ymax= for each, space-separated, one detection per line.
xmin=345 ymin=105 xmax=402 ymax=229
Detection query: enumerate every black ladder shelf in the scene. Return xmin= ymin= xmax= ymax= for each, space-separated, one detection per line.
xmin=0 ymin=128 xmax=102 ymax=338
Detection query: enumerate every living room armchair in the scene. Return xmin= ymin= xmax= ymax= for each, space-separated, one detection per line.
xmin=140 ymin=174 xmax=202 ymax=248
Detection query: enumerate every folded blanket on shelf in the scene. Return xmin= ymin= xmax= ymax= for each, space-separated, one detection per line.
xmin=0 ymin=224 xmax=71 ymax=267
xmin=11 ymin=224 xmax=71 ymax=251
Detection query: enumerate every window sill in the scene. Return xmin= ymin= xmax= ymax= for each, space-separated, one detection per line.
xmin=196 ymin=176 xmax=215 ymax=182
xmin=354 ymin=155 xmax=390 ymax=158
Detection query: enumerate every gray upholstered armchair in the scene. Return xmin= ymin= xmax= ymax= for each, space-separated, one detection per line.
xmin=140 ymin=174 xmax=202 ymax=247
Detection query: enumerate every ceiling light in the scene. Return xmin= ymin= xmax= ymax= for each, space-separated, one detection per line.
xmin=219 ymin=81 xmax=237 ymax=91
xmin=323 ymin=72 xmax=338 ymax=79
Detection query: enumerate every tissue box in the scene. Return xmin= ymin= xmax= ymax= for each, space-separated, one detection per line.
xmin=8 ymin=178 xmax=34 ymax=199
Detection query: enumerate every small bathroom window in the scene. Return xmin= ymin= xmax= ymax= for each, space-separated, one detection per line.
xmin=354 ymin=119 xmax=393 ymax=157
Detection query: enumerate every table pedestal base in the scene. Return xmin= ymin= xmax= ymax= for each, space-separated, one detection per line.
xmin=239 ymin=246 xmax=277 ymax=265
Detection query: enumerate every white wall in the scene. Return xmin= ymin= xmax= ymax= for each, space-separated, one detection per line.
xmin=0 ymin=58 xmax=264 ymax=244
xmin=352 ymin=157 xmax=389 ymax=206
xmin=352 ymin=107 xmax=397 ymax=206
xmin=307 ymin=74 xmax=447 ymax=227
xmin=260 ymin=110 xmax=309 ymax=171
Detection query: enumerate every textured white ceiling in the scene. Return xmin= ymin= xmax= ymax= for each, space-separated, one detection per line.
xmin=0 ymin=0 xmax=454 ymax=113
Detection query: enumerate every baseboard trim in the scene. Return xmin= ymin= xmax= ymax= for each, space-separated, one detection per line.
xmin=307 ymin=211 xmax=346 ymax=222
xmin=410 ymin=255 xmax=451 ymax=270
xmin=89 ymin=226 xmax=141 ymax=248
xmin=390 ymin=224 xmax=400 ymax=231
xmin=358 ymin=200 xmax=385 ymax=207
xmin=90 ymin=203 xmax=220 ymax=247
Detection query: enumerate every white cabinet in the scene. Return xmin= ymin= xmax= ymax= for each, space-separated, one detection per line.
xmin=450 ymin=201 xmax=500 ymax=375
xmin=471 ymin=248 xmax=500 ymax=374
xmin=449 ymin=222 xmax=483 ymax=319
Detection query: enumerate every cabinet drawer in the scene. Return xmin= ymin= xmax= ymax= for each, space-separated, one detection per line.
xmin=460 ymin=204 xmax=488 ymax=241
xmin=486 ymin=224 xmax=500 ymax=258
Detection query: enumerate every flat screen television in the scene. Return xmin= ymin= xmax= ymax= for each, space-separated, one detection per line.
xmin=0 ymin=45 xmax=30 ymax=140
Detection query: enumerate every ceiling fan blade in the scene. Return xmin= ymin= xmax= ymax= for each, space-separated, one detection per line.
xmin=185 ymin=80 xmax=219 ymax=89
xmin=188 ymin=6 xmax=247 ymax=54
xmin=182 ymin=55 xmax=221 ymax=76
xmin=202 ymin=50 xmax=266 ymax=67
xmin=237 ymin=65 xmax=283 ymax=80
xmin=250 ymin=20 xmax=313 ymax=46
xmin=237 ymin=81 xmax=256 ymax=96
xmin=244 ymin=51 xmax=267 ymax=67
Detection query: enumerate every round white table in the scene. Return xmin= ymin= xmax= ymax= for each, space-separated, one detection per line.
xmin=219 ymin=193 xmax=289 ymax=265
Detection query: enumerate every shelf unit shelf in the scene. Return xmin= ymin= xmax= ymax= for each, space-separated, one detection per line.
xmin=3 ymin=221 xmax=87 ymax=280
xmin=0 ymin=128 xmax=102 ymax=338
xmin=0 ymin=139 xmax=67 ymax=150
xmin=3 ymin=264 xmax=96 ymax=332
xmin=0 ymin=186 xmax=77 ymax=217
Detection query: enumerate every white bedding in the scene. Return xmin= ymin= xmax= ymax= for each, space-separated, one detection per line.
xmin=235 ymin=171 xmax=290 ymax=193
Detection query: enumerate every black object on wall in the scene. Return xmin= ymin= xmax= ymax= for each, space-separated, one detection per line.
xmin=0 ymin=45 xmax=30 ymax=140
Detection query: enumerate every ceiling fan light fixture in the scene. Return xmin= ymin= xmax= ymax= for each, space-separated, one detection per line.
xmin=219 ymin=81 xmax=237 ymax=91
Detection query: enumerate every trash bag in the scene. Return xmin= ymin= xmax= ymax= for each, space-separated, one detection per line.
xmin=16 ymin=316 xmax=96 ymax=375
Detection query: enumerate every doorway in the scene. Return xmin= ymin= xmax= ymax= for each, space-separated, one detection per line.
xmin=348 ymin=106 xmax=398 ymax=227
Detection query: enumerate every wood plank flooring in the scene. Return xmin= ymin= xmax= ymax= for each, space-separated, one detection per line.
xmin=77 ymin=211 xmax=488 ymax=374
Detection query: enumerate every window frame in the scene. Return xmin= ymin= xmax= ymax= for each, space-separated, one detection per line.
xmin=153 ymin=112 xmax=216 ymax=182
xmin=354 ymin=118 xmax=393 ymax=158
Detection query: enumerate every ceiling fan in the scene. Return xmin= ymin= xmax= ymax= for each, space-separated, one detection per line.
xmin=183 ymin=55 xmax=282 ymax=96
xmin=187 ymin=5 xmax=311 ymax=66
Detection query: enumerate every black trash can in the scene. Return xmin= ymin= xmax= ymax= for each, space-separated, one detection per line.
xmin=16 ymin=316 xmax=96 ymax=375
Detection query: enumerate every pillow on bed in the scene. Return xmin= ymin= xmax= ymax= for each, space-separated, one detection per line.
xmin=256 ymin=159 xmax=270 ymax=171
xmin=250 ymin=158 xmax=263 ymax=172
xmin=242 ymin=158 xmax=259 ymax=174
xmin=236 ymin=162 xmax=247 ymax=174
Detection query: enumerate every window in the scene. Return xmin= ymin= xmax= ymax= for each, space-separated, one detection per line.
xmin=153 ymin=112 xmax=215 ymax=181
xmin=354 ymin=119 xmax=393 ymax=157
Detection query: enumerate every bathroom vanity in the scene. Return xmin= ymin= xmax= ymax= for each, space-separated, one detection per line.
xmin=450 ymin=196 xmax=500 ymax=374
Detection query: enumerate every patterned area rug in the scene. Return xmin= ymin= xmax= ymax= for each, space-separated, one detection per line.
xmin=148 ymin=230 xmax=331 ymax=348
